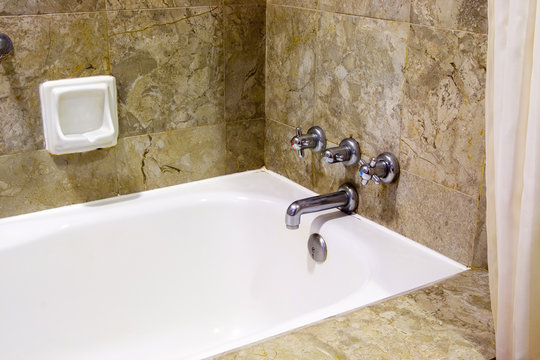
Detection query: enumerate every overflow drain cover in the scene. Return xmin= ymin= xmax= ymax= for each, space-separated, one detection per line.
xmin=308 ymin=233 xmax=327 ymax=263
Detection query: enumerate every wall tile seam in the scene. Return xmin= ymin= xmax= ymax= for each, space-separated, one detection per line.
xmin=223 ymin=3 xmax=266 ymax=7
xmin=310 ymin=0 xmax=320 ymax=190
xmin=223 ymin=0 xmax=264 ymax=3
xmin=0 ymin=11 xmax=113 ymax=21
xmin=0 ymin=126 xmax=234 ymax=159
xmin=400 ymin=168 xmax=478 ymax=201
xmin=396 ymin=26 xmax=411 ymax=196
xmin=108 ymin=4 xmax=234 ymax=13
xmin=0 ymin=5 xmax=226 ymax=18
xmin=0 ymin=148 xmax=44 ymax=161
xmin=105 ymin=1 xmax=225 ymax=12
xmin=0 ymin=8 xmax=226 ymax=18
xmin=118 ymin=122 xmax=226 ymax=142
xmin=470 ymin=155 xmax=487 ymax=262
xmin=0 ymin=11 xmax=105 ymax=18
xmin=269 ymin=4 xmax=487 ymax=36
xmin=105 ymin=5 xmax=222 ymax=21
xmin=226 ymin=116 xmax=266 ymax=124
xmin=408 ymin=21 xmax=488 ymax=37
xmin=0 ymin=6 xmax=228 ymax=24
xmin=222 ymin=3 xmax=228 ymax=142
xmin=318 ymin=6 xmax=409 ymax=25
xmin=264 ymin=4 xmax=269 ymax=129
xmin=0 ymin=148 xmax=44 ymax=159
xmin=265 ymin=117 xmax=295 ymax=130
xmin=104 ymin=6 xmax=112 ymax=75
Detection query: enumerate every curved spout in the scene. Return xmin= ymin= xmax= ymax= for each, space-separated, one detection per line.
xmin=285 ymin=184 xmax=358 ymax=230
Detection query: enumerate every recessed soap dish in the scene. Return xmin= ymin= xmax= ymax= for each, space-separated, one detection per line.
xmin=40 ymin=75 xmax=118 ymax=155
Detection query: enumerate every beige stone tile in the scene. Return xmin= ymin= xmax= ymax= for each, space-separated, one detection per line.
xmin=395 ymin=170 xmax=476 ymax=265
xmin=55 ymin=149 xmax=119 ymax=202
xmin=210 ymin=270 xmax=494 ymax=359
xmin=400 ymin=25 xmax=487 ymax=197
xmin=411 ymin=0 xmax=488 ymax=34
xmin=108 ymin=7 xmax=224 ymax=137
xmin=225 ymin=5 xmax=265 ymax=122
xmin=117 ymin=124 xmax=227 ymax=194
xmin=312 ymin=143 xmax=399 ymax=230
xmin=116 ymin=135 xmax=151 ymax=194
xmin=0 ymin=13 xmax=110 ymax=155
xmin=0 ymin=0 xmax=105 ymax=15
xmin=106 ymin=0 xmax=221 ymax=10
xmin=265 ymin=119 xmax=312 ymax=189
xmin=266 ymin=5 xmax=319 ymax=129
xmin=226 ymin=118 xmax=265 ymax=174
xmin=315 ymin=12 xmax=408 ymax=157
xmin=0 ymin=148 xmax=117 ymax=218
xmin=267 ymin=0 xmax=317 ymax=9
xmin=319 ymin=0 xmax=411 ymax=22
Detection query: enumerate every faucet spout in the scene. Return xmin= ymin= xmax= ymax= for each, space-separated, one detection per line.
xmin=285 ymin=183 xmax=358 ymax=229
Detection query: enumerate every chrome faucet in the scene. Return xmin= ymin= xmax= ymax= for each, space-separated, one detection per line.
xmin=358 ymin=152 xmax=400 ymax=185
xmin=322 ymin=138 xmax=360 ymax=166
xmin=285 ymin=184 xmax=358 ymax=229
xmin=290 ymin=126 xmax=326 ymax=158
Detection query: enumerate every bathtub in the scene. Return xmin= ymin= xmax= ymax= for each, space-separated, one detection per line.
xmin=0 ymin=169 xmax=466 ymax=360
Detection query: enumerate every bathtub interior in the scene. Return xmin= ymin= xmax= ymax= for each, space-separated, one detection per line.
xmin=0 ymin=169 xmax=466 ymax=360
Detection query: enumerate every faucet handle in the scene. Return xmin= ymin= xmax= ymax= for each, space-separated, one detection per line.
xmin=359 ymin=159 xmax=372 ymax=185
xmin=367 ymin=158 xmax=380 ymax=184
xmin=358 ymin=152 xmax=399 ymax=186
xmin=322 ymin=137 xmax=360 ymax=167
xmin=290 ymin=126 xmax=327 ymax=158
xmin=291 ymin=128 xmax=305 ymax=157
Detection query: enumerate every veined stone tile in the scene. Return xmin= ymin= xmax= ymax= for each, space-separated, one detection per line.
xmin=401 ymin=25 xmax=487 ymax=197
xmin=54 ymin=148 xmax=119 ymax=203
xmin=395 ymin=170 xmax=476 ymax=265
xmin=312 ymin=143 xmax=398 ymax=230
xmin=266 ymin=5 xmax=318 ymax=129
xmin=0 ymin=0 xmax=105 ymax=15
xmin=117 ymin=124 xmax=227 ymax=194
xmin=315 ymin=12 xmax=408 ymax=157
xmin=225 ymin=5 xmax=265 ymax=122
xmin=319 ymin=0 xmax=411 ymax=22
xmin=265 ymin=119 xmax=312 ymax=189
xmin=108 ymin=7 xmax=224 ymax=137
xmin=0 ymin=148 xmax=117 ymax=218
xmin=0 ymin=13 xmax=110 ymax=155
xmin=267 ymin=0 xmax=318 ymax=9
xmin=106 ymin=0 xmax=221 ymax=10
xmin=226 ymin=118 xmax=265 ymax=174
xmin=411 ymin=0 xmax=488 ymax=34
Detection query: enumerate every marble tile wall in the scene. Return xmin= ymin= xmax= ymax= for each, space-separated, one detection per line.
xmin=0 ymin=1 xmax=265 ymax=218
xmin=265 ymin=0 xmax=488 ymax=267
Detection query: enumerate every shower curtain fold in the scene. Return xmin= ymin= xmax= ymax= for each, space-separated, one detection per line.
xmin=486 ymin=0 xmax=540 ymax=359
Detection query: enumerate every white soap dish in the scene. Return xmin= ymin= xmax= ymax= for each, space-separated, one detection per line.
xmin=40 ymin=75 xmax=119 ymax=155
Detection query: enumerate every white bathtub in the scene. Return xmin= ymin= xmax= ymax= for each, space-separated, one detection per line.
xmin=0 ymin=169 xmax=466 ymax=360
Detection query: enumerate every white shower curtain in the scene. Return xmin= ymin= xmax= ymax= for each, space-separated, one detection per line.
xmin=486 ymin=0 xmax=540 ymax=359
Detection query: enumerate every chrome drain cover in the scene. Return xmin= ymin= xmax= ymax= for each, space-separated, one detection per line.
xmin=308 ymin=233 xmax=327 ymax=263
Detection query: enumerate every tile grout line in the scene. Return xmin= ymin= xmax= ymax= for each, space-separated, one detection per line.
xmin=268 ymin=3 xmax=487 ymax=36
xmin=401 ymin=168 xmax=478 ymax=200
xmin=310 ymin=4 xmax=320 ymax=189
